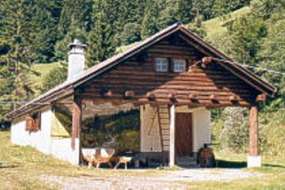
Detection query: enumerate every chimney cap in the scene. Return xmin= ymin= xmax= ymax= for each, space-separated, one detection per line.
xmin=69 ymin=39 xmax=87 ymax=49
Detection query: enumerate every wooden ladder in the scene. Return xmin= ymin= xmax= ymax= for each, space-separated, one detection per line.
xmin=156 ymin=105 xmax=170 ymax=152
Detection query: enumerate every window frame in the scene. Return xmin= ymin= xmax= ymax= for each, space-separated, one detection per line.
xmin=155 ymin=57 xmax=169 ymax=72
xmin=172 ymin=58 xmax=187 ymax=73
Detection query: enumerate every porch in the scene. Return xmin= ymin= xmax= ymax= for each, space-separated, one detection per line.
xmin=52 ymin=94 xmax=260 ymax=169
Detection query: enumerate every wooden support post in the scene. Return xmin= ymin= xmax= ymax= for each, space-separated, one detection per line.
xmin=247 ymin=106 xmax=261 ymax=167
xmin=169 ymin=104 xmax=176 ymax=167
xmin=71 ymin=97 xmax=82 ymax=150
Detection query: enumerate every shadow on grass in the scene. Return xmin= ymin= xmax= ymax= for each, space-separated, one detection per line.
xmin=216 ymin=159 xmax=247 ymax=168
xmin=0 ymin=162 xmax=19 ymax=169
xmin=263 ymin=163 xmax=285 ymax=169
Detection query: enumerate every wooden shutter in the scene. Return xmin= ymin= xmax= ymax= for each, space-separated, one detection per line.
xmin=25 ymin=112 xmax=41 ymax=132
xmin=34 ymin=112 xmax=41 ymax=131
xmin=25 ymin=116 xmax=34 ymax=131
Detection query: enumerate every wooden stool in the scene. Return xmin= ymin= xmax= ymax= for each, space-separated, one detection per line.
xmin=114 ymin=156 xmax=132 ymax=170
xmin=82 ymin=148 xmax=115 ymax=168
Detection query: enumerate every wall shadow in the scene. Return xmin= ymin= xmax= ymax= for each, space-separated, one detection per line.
xmin=215 ymin=159 xmax=247 ymax=168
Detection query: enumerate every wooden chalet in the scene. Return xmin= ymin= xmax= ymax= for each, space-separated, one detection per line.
xmin=7 ymin=23 xmax=276 ymax=168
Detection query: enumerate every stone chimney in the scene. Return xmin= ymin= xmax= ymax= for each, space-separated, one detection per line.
xmin=68 ymin=39 xmax=87 ymax=81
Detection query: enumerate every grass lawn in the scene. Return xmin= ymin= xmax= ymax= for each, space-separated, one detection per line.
xmin=1 ymin=130 xmax=285 ymax=190
xmin=201 ymin=6 xmax=251 ymax=40
xmin=189 ymin=151 xmax=285 ymax=190
xmin=29 ymin=62 xmax=61 ymax=94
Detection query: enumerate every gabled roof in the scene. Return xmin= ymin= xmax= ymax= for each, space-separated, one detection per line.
xmin=7 ymin=23 xmax=277 ymax=119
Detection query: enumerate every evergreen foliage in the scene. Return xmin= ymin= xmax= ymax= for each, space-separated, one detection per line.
xmin=120 ymin=23 xmax=142 ymax=45
xmin=226 ymin=15 xmax=267 ymax=65
xmin=86 ymin=0 xmax=117 ymax=67
xmin=0 ymin=0 xmax=37 ymax=120
xmin=141 ymin=0 xmax=161 ymax=38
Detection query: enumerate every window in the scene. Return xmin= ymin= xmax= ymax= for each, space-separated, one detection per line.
xmin=173 ymin=59 xmax=187 ymax=73
xmin=155 ymin=58 xmax=169 ymax=72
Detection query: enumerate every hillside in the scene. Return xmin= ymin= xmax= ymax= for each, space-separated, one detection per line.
xmin=30 ymin=62 xmax=61 ymax=94
xmin=201 ymin=6 xmax=251 ymax=40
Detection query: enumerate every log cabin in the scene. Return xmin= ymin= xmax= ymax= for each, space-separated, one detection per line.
xmin=7 ymin=23 xmax=277 ymax=168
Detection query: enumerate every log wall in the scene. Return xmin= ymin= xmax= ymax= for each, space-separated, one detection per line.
xmin=80 ymin=34 xmax=259 ymax=107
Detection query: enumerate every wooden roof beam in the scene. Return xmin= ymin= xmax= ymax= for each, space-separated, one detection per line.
xmin=201 ymin=56 xmax=213 ymax=68
xmin=124 ymin=90 xmax=135 ymax=99
xmin=210 ymin=94 xmax=219 ymax=103
xmin=188 ymin=93 xmax=198 ymax=101
xmin=100 ymin=88 xmax=113 ymax=97
xmin=229 ymin=95 xmax=239 ymax=103
xmin=256 ymin=93 xmax=267 ymax=102
xmin=168 ymin=93 xmax=176 ymax=102
xmin=146 ymin=92 xmax=155 ymax=101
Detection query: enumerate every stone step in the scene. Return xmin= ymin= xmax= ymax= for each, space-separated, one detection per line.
xmin=176 ymin=156 xmax=197 ymax=167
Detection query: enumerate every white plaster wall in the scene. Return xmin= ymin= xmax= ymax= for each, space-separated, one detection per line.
xmin=192 ymin=108 xmax=211 ymax=152
xmin=10 ymin=108 xmax=80 ymax=165
xmin=140 ymin=105 xmax=211 ymax=153
xmin=50 ymin=138 xmax=80 ymax=165
xmin=10 ymin=108 xmax=53 ymax=154
xmin=11 ymin=119 xmax=29 ymax=145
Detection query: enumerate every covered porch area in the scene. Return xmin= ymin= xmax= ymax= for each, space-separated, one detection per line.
xmin=62 ymin=92 xmax=262 ymax=169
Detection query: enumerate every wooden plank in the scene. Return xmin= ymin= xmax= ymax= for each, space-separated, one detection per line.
xmin=156 ymin=106 xmax=164 ymax=152
xmin=71 ymin=97 xmax=82 ymax=150
xmin=169 ymin=104 xmax=176 ymax=167
xmin=81 ymin=90 xmax=255 ymax=101
xmin=87 ymin=84 xmax=253 ymax=94
xmin=93 ymin=78 xmax=251 ymax=89
xmin=249 ymin=106 xmax=259 ymax=156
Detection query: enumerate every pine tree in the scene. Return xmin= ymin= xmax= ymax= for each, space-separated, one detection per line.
xmin=158 ymin=0 xmax=179 ymax=28
xmin=192 ymin=0 xmax=215 ymax=20
xmin=120 ymin=23 xmax=142 ymax=45
xmin=30 ymin=0 xmax=62 ymax=62
xmin=114 ymin=0 xmax=146 ymax=46
xmin=212 ymin=0 xmax=250 ymax=17
xmin=158 ymin=0 xmax=194 ymax=29
xmin=226 ymin=15 xmax=267 ymax=65
xmin=55 ymin=22 xmax=87 ymax=60
xmin=0 ymin=0 xmax=37 ymax=120
xmin=55 ymin=0 xmax=92 ymax=60
xmin=176 ymin=0 xmax=194 ymax=23
xmin=86 ymin=0 xmax=116 ymax=67
xmin=57 ymin=0 xmax=93 ymax=35
xmin=141 ymin=0 xmax=161 ymax=38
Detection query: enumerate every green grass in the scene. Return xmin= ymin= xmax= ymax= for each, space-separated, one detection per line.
xmin=0 ymin=131 xmax=165 ymax=189
xmin=0 ymin=130 xmax=285 ymax=189
xmin=29 ymin=62 xmax=61 ymax=94
xmin=201 ymin=6 xmax=251 ymax=40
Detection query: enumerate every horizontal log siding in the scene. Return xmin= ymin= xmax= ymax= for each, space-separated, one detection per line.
xmin=81 ymin=37 xmax=258 ymax=107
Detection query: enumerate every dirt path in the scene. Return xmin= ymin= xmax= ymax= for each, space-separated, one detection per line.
xmin=41 ymin=169 xmax=261 ymax=190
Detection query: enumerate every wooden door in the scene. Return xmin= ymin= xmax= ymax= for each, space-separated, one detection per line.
xmin=175 ymin=113 xmax=193 ymax=157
